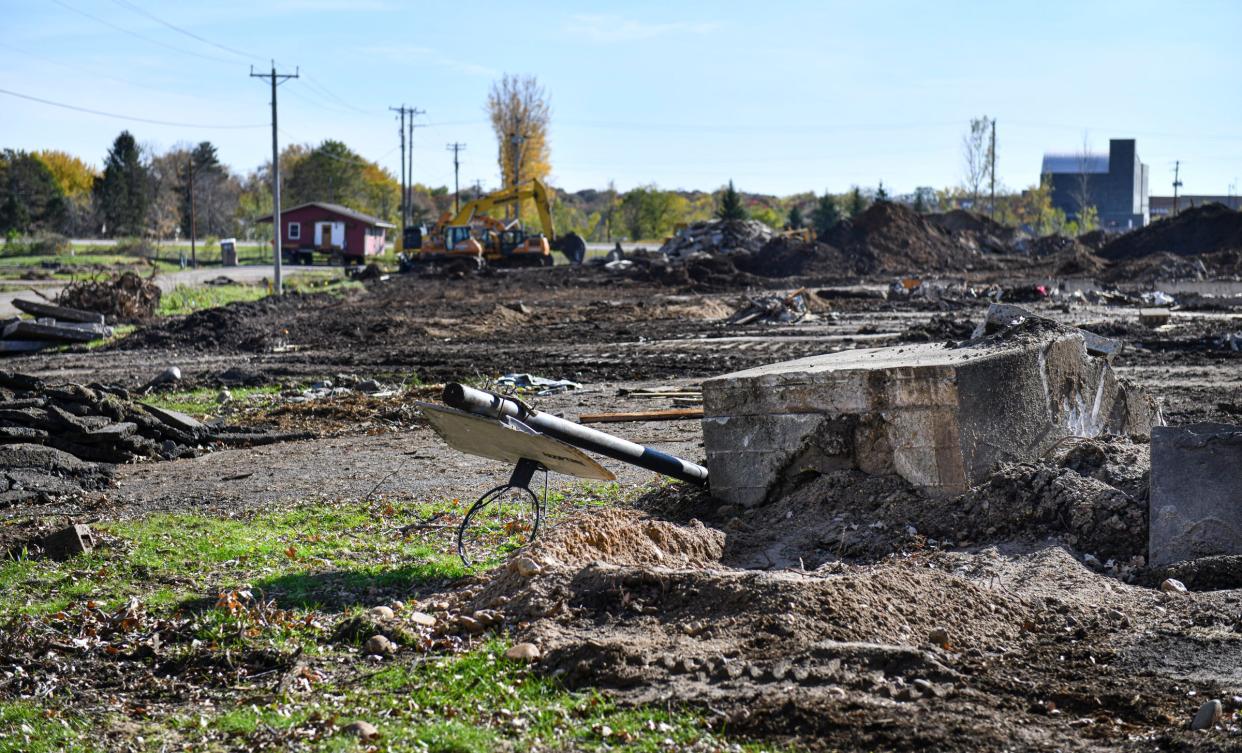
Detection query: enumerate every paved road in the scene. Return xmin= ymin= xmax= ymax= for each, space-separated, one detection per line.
xmin=0 ymin=264 xmax=343 ymax=317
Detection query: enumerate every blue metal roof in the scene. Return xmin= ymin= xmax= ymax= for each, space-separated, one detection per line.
xmin=1042 ymin=153 xmax=1109 ymax=174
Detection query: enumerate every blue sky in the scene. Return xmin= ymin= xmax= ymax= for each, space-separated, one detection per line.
xmin=3 ymin=0 xmax=1240 ymax=197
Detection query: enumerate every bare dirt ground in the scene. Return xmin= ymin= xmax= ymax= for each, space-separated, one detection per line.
xmin=6 ymin=261 xmax=1242 ymax=751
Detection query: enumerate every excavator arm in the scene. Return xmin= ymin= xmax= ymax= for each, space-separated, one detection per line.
xmin=433 ymin=179 xmax=585 ymax=263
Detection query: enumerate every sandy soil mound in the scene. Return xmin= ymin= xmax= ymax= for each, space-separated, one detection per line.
xmin=531 ymin=507 xmax=725 ymax=569
xmin=1101 ymin=203 xmax=1242 ymax=260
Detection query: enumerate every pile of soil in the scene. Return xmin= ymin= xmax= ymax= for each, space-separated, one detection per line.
xmin=57 ymin=271 xmax=162 ymax=323
xmin=927 ymin=209 xmax=1015 ymax=252
xmin=115 ymin=295 xmax=292 ymax=353
xmin=425 ymin=431 xmax=1228 ymax=750
xmin=736 ymin=236 xmax=863 ymax=278
xmin=1102 ymin=248 xmax=1242 ymax=283
xmin=898 ymin=315 xmax=976 ymax=342
xmin=823 ymin=202 xmax=991 ymax=274
xmin=1100 ymin=203 xmax=1242 ymax=260
xmin=658 ymin=219 xmax=775 ymax=258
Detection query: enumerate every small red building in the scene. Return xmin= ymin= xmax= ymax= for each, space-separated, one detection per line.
xmin=258 ymin=202 xmax=394 ymax=264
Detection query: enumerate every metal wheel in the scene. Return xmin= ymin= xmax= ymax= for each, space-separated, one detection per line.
xmin=457 ymin=483 xmax=542 ymax=567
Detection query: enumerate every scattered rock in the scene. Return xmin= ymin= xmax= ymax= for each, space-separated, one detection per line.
xmin=505 ymin=643 xmax=541 ymax=662
xmin=1192 ymin=699 xmax=1222 ymax=730
xmin=511 ymin=556 xmax=543 ymax=577
xmin=928 ymin=628 xmax=951 ymax=648
xmin=409 ymin=611 xmax=436 ymax=627
xmin=342 ymin=720 xmax=379 ymax=739
xmin=369 ymin=606 xmax=394 ymax=620
xmin=1161 ymin=578 xmax=1188 ymax=594
xmin=364 ymin=634 xmax=396 ymax=656
xmin=459 ymin=616 xmax=485 ymax=634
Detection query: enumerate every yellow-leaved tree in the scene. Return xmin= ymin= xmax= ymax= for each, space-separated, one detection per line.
xmin=486 ymin=74 xmax=550 ymax=221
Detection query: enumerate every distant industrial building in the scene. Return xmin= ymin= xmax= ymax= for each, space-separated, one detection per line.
xmin=1041 ymin=138 xmax=1149 ymax=230
xmin=1150 ymin=195 xmax=1242 ymax=220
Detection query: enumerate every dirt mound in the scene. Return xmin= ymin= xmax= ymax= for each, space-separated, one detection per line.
xmin=1102 ymin=247 xmax=1242 ymax=283
xmin=1101 ymin=203 xmax=1242 ymax=260
xmin=116 ymin=296 xmax=290 ymax=353
xmin=530 ymin=508 xmax=725 ymax=569
xmin=57 ymin=271 xmax=162 ymax=323
xmin=658 ymin=219 xmax=775 ymax=258
xmin=927 ymin=209 xmax=1015 ymax=251
xmin=824 ymin=202 xmax=988 ymax=274
xmin=738 ymin=236 xmax=861 ymax=278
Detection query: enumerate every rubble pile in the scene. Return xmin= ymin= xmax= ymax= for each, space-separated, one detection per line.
xmin=726 ymin=289 xmax=812 ymax=325
xmin=737 ymin=236 xmax=861 ymax=278
xmin=1100 ymin=203 xmax=1242 ymax=261
xmin=0 ymin=299 xmax=114 ymax=354
xmin=57 ymin=271 xmax=162 ymax=323
xmin=658 ymin=219 xmax=775 ymax=258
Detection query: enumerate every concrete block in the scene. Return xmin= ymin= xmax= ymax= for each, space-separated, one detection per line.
xmin=703 ymin=322 xmax=1157 ymax=507
xmin=38 ymin=524 xmax=96 ymax=559
xmin=1149 ymin=423 xmax=1242 ymax=567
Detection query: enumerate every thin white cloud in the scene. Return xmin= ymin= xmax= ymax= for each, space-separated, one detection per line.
xmin=566 ymin=14 xmax=719 ymax=43
xmin=362 ymin=44 xmax=497 ymax=77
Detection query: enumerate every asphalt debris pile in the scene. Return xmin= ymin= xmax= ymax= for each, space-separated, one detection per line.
xmin=57 ymin=271 xmax=162 ymax=323
xmin=658 ymin=219 xmax=775 ymax=258
xmin=726 ymin=288 xmax=813 ymax=325
xmin=0 ymin=298 xmax=114 ymax=354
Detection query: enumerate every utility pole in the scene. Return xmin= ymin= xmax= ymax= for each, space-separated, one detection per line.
xmin=408 ymin=109 xmax=423 ymax=224
xmin=989 ymin=118 xmax=997 ymax=221
xmin=250 ymin=62 xmax=298 ymax=295
xmin=447 ymin=142 xmax=466 ymax=214
xmin=389 ymin=105 xmax=407 ymax=230
xmin=187 ymin=157 xmax=197 ymax=268
xmin=474 ymin=180 xmax=482 ymax=201
xmin=1172 ymin=161 xmax=1183 ymax=217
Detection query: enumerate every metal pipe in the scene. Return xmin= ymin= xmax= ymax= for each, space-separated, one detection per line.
xmin=442 ymin=383 xmax=709 ymax=486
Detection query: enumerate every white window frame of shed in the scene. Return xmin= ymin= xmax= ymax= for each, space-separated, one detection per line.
xmin=288 ymin=221 xmax=301 ymax=240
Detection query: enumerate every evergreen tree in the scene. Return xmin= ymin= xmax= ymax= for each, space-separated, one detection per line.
xmin=786 ymin=204 xmax=804 ymax=229
xmin=912 ymin=191 xmax=928 ymax=213
xmin=95 ymin=131 xmax=149 ymax=237
xmin=876 ymin=181 xmax=889 ymax=201
xmin=0 ymin=150 xmax=66 ymax=234
xmin=715 ymin=179 xmax=746 ymax=221
xmin=848 ymin=187 xmax=867 ymax=217
xmin=810 ymin=192 xmax=841 ymax=236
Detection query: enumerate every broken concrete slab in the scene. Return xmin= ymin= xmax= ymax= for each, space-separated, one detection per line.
xmin=1138 ymin=308 xmax=1172 ymax=327
xmin=141 ymin=403 xmax=205 ymax=434
xmin=0 ymin=340 xmax=54 ymax=353
xmin=703 ymin=320 xmax=1158 ymax=507
xmin=1149 ymin=423 xmax=1242 ymax=567
xmin=12 ymin=298 xmax=105 ymax=324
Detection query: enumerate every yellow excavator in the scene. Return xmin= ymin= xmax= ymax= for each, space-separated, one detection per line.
xmin=400 ymin=178 xmax=586 ymax=271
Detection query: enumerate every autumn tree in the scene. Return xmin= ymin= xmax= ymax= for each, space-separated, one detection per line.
xmin=0 ymin=150 xmax=66 ymax=234
xmin=148 ymin=145 xmax=191 ymax=242
xmin=715 ymin=180 xmax=747 ymax=221
xmin=961 ymin=116 xmax=992 ymax=207
xmin=620 ymin=186 xmax=685 ymax=241
xmin=35 ymin=150 xmax=97 ymax=235
xmin=487 ymin=74 xmax=550 ymax=219
xmin=94 ymin=131 xmax=149 ymax=237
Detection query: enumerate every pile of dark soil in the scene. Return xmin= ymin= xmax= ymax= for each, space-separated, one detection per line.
xmin=736 ymin=236 xmax=863 ymax=278
xmin=1100 ymin=203 xmax=1242 ymax=260
xmin=57 ymin=271 xmax=162 ymax=323
xmin=1102 ymin=248 xmax=1242 ymax=283
xmin=926 ymin=209 xmax=1015 ymax=252
xmin=115 ymin=295 xmax=293 ymax=353
xmin=823 ymin=202 xmax=994 ymax=274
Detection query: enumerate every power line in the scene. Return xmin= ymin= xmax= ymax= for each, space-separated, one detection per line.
xmin=108 ymin=0 xmax=260 ymax=62
xmin=302 ymin=73 xmax=375 ymax=115
xmin=0 ymin=86 xmax=266 ymax=129
xmin=250 ymin=63 xmax=299 ymax=296
xmin=48 ymin=0 xmax=239 ymax=66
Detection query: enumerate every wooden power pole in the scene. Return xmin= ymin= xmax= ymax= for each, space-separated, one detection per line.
xmin=250 ymin=62 xmax=298 ymax=295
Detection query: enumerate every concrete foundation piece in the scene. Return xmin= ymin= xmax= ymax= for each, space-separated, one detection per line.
xmin=702 ymin=324 xmax=1158 ymax=507
xmin=1149 ymin=423 xmax=1242 ymax=567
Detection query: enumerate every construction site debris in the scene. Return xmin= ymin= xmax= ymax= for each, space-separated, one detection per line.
xmin=703 ymin=309 xmax=1157 ymax=506
xmin=57 ymin=271 xmax=162 ymax=323
xmin=1149 ymin=423 xmax=1242 ymax=567
xmin=12 ymin=299 xmax=105 ymax=324
xmin=726 ymin=288 xmax=811 ymax=325
xmin=658 ymin=219 xmax=775 ymax=258
xmin=578 ymin=407 xmax=704 ymax=424
xmin=1138 ymin=307 xmax=1172 ymax=327
xmin=35 ymin=523 xmax=96 ymax=559
xmin=495 ymin=373 xmax=581 ymax=396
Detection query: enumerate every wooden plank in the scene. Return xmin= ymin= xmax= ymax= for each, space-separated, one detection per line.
xmin=12 ymin=299 xmax=104 ymax=324
xmin=578 ymin=408 xmax=704 ymax=424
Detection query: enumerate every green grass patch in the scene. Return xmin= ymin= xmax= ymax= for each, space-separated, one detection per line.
xmin=0 ymin=702 xmax=99 ymax=753
xmin=157 ymin=284 xmax=269 ymax=316
xmin=141 ymin=384 xmax=282 ymax=417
